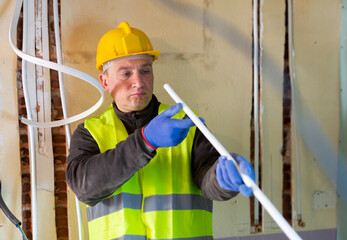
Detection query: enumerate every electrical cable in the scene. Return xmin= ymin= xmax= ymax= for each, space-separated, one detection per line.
xmin=17 ymin=224 xmax=29 ymax=240
xmin=0 ymin=189 xmax=20 ymax=226
xmin=0 ymin=183 xmax=28 ymax=240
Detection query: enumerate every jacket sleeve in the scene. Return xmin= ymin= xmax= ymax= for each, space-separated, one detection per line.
xmin=191 ymin=128 xmax=239 ymax=201
xmin=66 ymin=123 xmax=156 ymax=206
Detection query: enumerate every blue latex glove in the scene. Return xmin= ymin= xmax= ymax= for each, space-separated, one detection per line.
xmin=216 ymin=154 xmax=255 ymax=196
xmin=143 ymin=103 xmax=197 ymax=149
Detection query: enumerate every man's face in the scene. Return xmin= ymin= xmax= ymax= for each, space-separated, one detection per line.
xmin=99 ymin=58 xmax=154 ymax=113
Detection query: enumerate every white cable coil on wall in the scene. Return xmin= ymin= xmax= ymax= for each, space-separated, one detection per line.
xmin=10 ymin=0 xmax=104 ymax=129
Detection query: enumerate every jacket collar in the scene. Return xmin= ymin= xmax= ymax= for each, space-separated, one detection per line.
xmin=112 ymin=95 xmax=160 ymax=133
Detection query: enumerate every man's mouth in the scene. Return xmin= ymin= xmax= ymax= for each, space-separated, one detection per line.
xmin=131 ymin=92 xmax=146 ymax=97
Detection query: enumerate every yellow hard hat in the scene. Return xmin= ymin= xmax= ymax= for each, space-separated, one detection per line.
xmin=96 ymin=22 xmax=160 ymax=72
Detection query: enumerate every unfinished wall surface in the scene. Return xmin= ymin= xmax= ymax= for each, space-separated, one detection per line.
xmin=0 ymin=0 xmax=342 ymax=239
xmin=0 ymin=0 xmax=22 ymax=239
xmin=259 ymin=0 xmax=340 ymax=236
xmin=291 ymin=0 xmax=340 ymax=231
xmin=60 ymin=0 xmax=341 ymax=239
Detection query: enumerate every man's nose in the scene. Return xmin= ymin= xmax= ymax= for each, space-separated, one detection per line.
xmin=131 ymin=70 xmax=144 ymax=87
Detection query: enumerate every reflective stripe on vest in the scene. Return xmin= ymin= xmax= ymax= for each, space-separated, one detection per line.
xmin=87 ymin=193 xmax=143 ymax=222
xmin=143 ymin=193 xmax=212 ymax=212
xmin=111 ymin=235 xmax=146 ymax=240
xmin=87 ymin=193 xmax=212 ymax=222
xmin=111 ymin=236 xmax=213 ymax=240
xmin=85 ymin=103 xmax=213 ymax=239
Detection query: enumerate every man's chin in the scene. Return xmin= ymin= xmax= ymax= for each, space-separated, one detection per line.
xmin=130 ymin=100 xmax=150 ymax=111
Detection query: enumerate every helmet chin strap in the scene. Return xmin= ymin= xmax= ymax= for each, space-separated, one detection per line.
xmin=102 ymin=54 xmax=154 ymax=72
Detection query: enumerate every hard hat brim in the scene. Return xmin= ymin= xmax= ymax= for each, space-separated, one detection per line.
xmin=97 ymin=50 xmax=160 ymax=72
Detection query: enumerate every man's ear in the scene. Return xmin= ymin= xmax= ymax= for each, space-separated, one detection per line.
xmin=99 ymin=73 xmax=108 ymax=91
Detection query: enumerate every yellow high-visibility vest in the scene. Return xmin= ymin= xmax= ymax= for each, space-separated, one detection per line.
xmin=84 ymin=103 xmax=213 ymax=240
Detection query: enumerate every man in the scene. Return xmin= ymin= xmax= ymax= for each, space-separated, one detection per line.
xmin=66 ymin=21 xmax=255 ymax=240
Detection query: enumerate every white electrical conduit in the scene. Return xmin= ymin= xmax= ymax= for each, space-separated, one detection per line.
xmin=164 ymin=84 xmax=302 ymax=240
xmin=10 ymin=0 xmax=104 ymax=239
xmin=52 ymin=0 xmax=84 ymax=239
xmin=21 ymin=0 xmax=38 ymax=238
xmin=252 ymin=0 xmax=260 ymax=227
xmin=10 ymin=0 xmax=104 ymax=129
xmin=287 ymin=0 xmax=303 ymax=226
xmin=52 ymin=0 xmax=71 ymax=146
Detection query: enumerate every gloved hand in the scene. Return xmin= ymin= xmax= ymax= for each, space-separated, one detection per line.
xmin=142 ymin=103 xmax=197 ymax=149
xmin=216 ymin=154 xmax=255 ymax=196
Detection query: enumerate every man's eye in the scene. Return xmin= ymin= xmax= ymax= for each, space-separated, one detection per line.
xmin=141 ymin=68 xmax=152 ymax=74
xmin=121 ymin=72 xmax=130 ymax=78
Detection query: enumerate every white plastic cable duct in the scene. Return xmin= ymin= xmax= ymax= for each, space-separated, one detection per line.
xmin=10 ymin=0 xmax=104 ymax=129
xmin=287 ymin=0 xmax=304 ymax=227
xmin=21 ymin=0 xmax=38 ymax=238
xmin=164 ymin=84 xmax=302 ymax=240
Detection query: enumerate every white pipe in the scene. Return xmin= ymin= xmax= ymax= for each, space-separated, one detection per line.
xmin=164 ymin=84 xmax=302 ymax=240
xmin=53 ymin=0 xmax=71 ymax=145
xmin=252 ymin=0 xmax=260 ymax=226
xmin=9 ymin=0 xmax=105 ymax=129
xmin=52 ymin=0 xmax=84 ymax=239
xmin=287 ymin=0 xmax=303 ymax=223
xmin=21 ymin=0 xmax=38 ymax=239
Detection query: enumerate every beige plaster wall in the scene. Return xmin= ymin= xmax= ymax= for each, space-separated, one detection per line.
xmin=291 ymin=0 xmax=340 ymax=231
xmin=58 ymin=0 xmax=339 ymax=239
xmin=0 ymin=0 xmax=22 ymax=239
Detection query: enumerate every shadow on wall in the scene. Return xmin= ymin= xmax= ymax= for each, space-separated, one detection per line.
xmin=153 ymin=0 xmax=254 ymax=154
xmin=154 ymin=0 xmax=252 ymax=64
xmin=156 ymin=0 xmax=344 ymax=204
xmin=296 ymin=86 xmax=346 ymax=206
